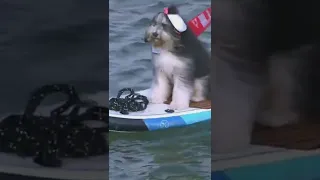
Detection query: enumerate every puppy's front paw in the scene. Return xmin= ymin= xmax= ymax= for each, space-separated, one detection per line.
xmin=169 ymin=100 xmax=189 ymax=110
xmin=258 ymin=111 xmax=299 ymax=127
xmin=150 ymin=92 xmax=166 ymax=104
xmin=191 ymin=95 xmax=206 ymax=102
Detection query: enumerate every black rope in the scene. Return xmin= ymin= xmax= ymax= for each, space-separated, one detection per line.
xmin=0 ymin=84 xmax=108 ymax=167
xmin=109 ymin=88 xmax=149 ymax=115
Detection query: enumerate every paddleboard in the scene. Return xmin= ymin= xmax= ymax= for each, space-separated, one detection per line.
xmin=109 ymin=89 xmax=211 ymax=132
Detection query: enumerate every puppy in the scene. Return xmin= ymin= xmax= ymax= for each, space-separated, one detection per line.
xmin=144 ymin=5 xmax=211 ymax=110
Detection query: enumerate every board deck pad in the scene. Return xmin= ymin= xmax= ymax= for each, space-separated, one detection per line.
xmin=252 ymin=121 xmax=320 ymax=150
xmin=164 ymin=99 xmax=211 ymax=109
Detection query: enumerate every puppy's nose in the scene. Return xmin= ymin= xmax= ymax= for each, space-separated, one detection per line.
xmin=152 ymin=32 xmax=158 ymax=37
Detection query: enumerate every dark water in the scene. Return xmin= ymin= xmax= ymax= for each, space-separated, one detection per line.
xmin=0 ymin=0 xmax=108 ymax=114
xmin=0 ymin=1 xmax=108 ymax=179
xmin=109 ymin=0 xmax=211 ymax=179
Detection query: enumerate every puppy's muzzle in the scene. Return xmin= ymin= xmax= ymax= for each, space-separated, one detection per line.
xmin=152 ymin=32 xmax=158 ymax=38
xmin=144 ymin=32 xmax=159 ymax=43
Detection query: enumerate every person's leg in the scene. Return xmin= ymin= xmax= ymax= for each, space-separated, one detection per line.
xmin=211 ymin=0 xmax=271 ymax=153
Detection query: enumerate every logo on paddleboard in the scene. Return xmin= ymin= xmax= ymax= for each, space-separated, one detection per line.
xmin=159 ymin=120 xmax=169 ymax=128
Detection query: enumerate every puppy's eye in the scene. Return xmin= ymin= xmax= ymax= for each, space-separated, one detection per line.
xmin=161 ymin=23 xmax=168 ymax=27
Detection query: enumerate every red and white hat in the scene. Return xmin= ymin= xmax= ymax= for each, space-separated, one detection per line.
xmin=164 ymin=6 xmax=187 ymax=33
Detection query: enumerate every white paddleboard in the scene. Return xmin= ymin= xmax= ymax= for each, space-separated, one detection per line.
xmin=109 ymin=89 xmax=211 ymax=131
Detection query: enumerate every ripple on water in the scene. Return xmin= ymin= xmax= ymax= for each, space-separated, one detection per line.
xmin=109 ymin=122 xmax=211 ymax=179
xmin=119 ymin=41 xmax=147 ymax=54
xmin=129 ymin=17 xmax=152 ymax=27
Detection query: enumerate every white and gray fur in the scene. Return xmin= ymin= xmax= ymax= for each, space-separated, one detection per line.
xmin=144 ymin=9 xmax=211 ymax=110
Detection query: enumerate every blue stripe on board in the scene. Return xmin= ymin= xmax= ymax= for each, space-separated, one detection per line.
xmin=143 ymin=111 xmax=211 ymax=131
xmin=144 ymin=116 xmax=186 ymax=131
xmin=223 ymin=154 xmax=320 ymax=180
xmin=212 ymin=171 xmax=231 ymax=180
xmin=181 ymin=111 xmax=211 ymax=125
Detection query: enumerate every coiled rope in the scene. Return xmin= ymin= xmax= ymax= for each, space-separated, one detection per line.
xmin=109 ymin=88 xmax=149 ymax=115
xmin=0 ymin=84 xmax=108 ymax=167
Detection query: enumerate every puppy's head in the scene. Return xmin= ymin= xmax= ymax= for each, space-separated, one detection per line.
xmin=144 ymin=5 xmax=186 ymax=51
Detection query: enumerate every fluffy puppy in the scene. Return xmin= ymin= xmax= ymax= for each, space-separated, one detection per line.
xmin=144 ymin=5 xmax=211 ymax=110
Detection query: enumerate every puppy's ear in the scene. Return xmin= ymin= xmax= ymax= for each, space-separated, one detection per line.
xmin=167 ymin=5 xmax=179 ymax=14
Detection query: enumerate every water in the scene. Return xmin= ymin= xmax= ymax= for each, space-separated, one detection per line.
xmin=0 ymin=0 xmax=108 ymax=114
xmin=0 ymin=1 xmax=108 ymax=179
xmin=109 ymin=0 xmax=211 ymax=179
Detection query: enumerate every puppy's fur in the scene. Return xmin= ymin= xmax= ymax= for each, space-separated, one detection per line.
xmin=257 ymin=46 xmax=310 ymax=127
xmin=144 ymin=6 xmax=211 ymax=110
